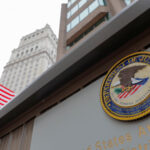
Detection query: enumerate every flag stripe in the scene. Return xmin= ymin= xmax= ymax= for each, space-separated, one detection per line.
xmin=0 ymin=102 xmax=4 ymax=106
xmin=0 ymin=84 xmax=14 ymax=93
xmin=0 ymin=92 xmax=15 ymax=99
xmin=119 ymin=91 xmax=127 ymax=99
xmin=118 ymin=84 xmax=142 ymax=99
xmin=123 ymin=85 xmax=137 ymax=98
xmin=0 ymin=84 xmax=15 ymax=109
xmin=1 ymin=96 xmax=12 ymax=101
xmin=130 ymin=85 xmax=141 ymax=95
xmin=0 ymin=99 xmax=6 ymax=104
xmin=0 ymin=93 xmax=11 ymax=100
xmin=0 ymin=86 xmax=15 ymax=95
xmin=0 ymin=98 xmax=8 ymax=103
xmin=0 ymin=89 xmax=15 ymax=97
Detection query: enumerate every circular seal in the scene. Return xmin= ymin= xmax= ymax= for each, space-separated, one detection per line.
xmin=101 ymin=52 xmax=150 ymax=121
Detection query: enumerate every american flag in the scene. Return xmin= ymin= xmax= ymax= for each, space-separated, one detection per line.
xmin=118 ymin=84 xmax=142 ymax=99
xmin=0 ymin=84 xmax=15 ymax=109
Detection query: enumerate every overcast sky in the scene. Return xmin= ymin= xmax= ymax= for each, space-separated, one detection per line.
xmin=0 ymin=0 xmax=67 ymax=77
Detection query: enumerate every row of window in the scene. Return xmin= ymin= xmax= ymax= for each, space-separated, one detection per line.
xmin=24 ymin=31 xmax=44 ymax=41
xmin=16 ymin=46 xmax=39 ymax=57
xmin=2 ymin=67 xmax=37 ymax=82
xmin=67 ymin=0 xmax=131 ymax=9
xmin=67 ymin=0 xmax=87 ymax=19
xmin=3 ymin=58 xmax=40 ymax=77
xmin=2 ymin=66 xmax=39 ymax=88
xmin=67 ymin=14 xmax=108 ymax=49
xmin=5 ymin=73 xmax=37 ymax=92
xmin=67 ymin=0 xmax=106 ymax=32
xmin=1 ymin=57 xmax=48 ymax=91
xmin=67 ymin=0 xmax=105 ymax=19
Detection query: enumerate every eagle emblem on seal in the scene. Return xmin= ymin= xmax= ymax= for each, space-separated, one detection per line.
xmin=112 ymin=65 xmax=149 ymax=99
xmin=100 ymin=52 xmax=150 ymax=121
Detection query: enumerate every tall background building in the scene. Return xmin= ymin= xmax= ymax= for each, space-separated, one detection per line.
xmin=57 ymin=0 xmax=134 ymax=60
xmin=0 ymin=24 xmax=57 ymax=94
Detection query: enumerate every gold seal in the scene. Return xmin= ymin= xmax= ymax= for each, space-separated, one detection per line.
xmin=100 ymin=52 xmax=150 ymax=121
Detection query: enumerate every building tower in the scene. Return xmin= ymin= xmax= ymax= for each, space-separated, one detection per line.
xmin=57 ymin=0 xmax=134 ymax=60
xmin=0 ymin=24 xmax=57 ymax=94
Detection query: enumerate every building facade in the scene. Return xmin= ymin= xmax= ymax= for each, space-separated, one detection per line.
xmin=0 ymin=24 xmax=57 ymax=94
xmin=57 ymin=0 xmax=134 ymax=60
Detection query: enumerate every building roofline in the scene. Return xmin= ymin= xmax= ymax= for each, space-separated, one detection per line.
xmin=0 ymin=0 xmax=150 ymax=126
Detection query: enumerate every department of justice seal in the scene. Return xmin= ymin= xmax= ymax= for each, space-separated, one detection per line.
xmin=100 ymin=52 xmax=150 ymax=121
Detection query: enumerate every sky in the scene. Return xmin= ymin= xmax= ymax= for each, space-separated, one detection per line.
xmin=0 ymin=0 xmax=67 ymax=77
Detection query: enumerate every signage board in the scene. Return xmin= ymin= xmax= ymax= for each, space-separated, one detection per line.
xmin=31 ymin=72 xmax=150 ymax=150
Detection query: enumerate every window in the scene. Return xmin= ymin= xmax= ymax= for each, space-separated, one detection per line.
xmin=66 ymin=0 xmax=107 ymax=32
xmin=67 ymin=24 xmax=71 ymax=32
xmin=67 ymin=11 xmax=71 ymax=19
xmin=67 ymin=14 xmax=108 ymax=48
xmin=79 ymin=8 xmax=88 ymax=21
xmin=67 ymin=4 xmax=78 ymax=19
xmin=124 ymin=0 xmax=131 ymax=5
xmin=71 ymin=16 xmax=79 ymax=29
xmin=71 ymin=0 xmax=77 ymax=5
xmin=99 ymin=0 xmax=106 ymax=6
xmin=79 ymin=0 xmax=87 ymax=8
xmin=67 ymin=1 xmax=71 ymax=8
xmin=35 ymin=45 xmax=38 ymax=49
xmin=89 ymin=0 xmax=99 ymax=13
xmin=67 ymin=0 xmax=77 ymax=8
xmin=71 ymin=5 xmax=78 ymax=16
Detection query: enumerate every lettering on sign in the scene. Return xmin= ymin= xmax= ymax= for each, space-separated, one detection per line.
xmin=85 ymin=123 xmax=150 ymax=150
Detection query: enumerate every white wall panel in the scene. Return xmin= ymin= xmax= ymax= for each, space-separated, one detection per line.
xmin=31 ymin=76 xmax=150 ymax=150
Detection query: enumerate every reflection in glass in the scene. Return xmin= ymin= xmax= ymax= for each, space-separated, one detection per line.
xmin=71 ymin=5 xmax=78 ymax=16
xmin=124 ymin=0 xmax=131 ymax=5
xmin=99 ymin=0 xmax=106 ymax=6
xmin=79 ymin=0 xmax=87 ymax=8
xmin=71 ymin=16 xmax=79 ymax=29
xmin=67 ymin=12 xmax=71 ymax=19
xmin=79 ymin=8 xmax=89 ymax=21
xmin=89 ymin=0 xmax=99 ymax=13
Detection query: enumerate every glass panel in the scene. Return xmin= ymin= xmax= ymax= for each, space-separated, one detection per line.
xmin=124 ymin=0 xmax=131 ymax=5
xmin=71 ymin=5 xmax=78 ymax=16
xmin=71 ymin=0 xmax=77 ymax=5
xmin=89 ymin=0 xmax=99 ymax=13
xmin=66 ymin=24 xmax=71 ymax=32
xmin=79 ymin=0 xmax=87 ymax=8
xmin=79 ymin=8 xmax=88 ymax=21
xmin=71 ymin=16 xmax=79 ymax=29
xmin=67 ymin=1 xmax=71 ymax=8
xmin=68 ymin=0 xmax=77 ymax=8
xmin=67 ymin=11 xmax=71 ymax=19
xmin=99 ymin=0 xmax=106 ymax=6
